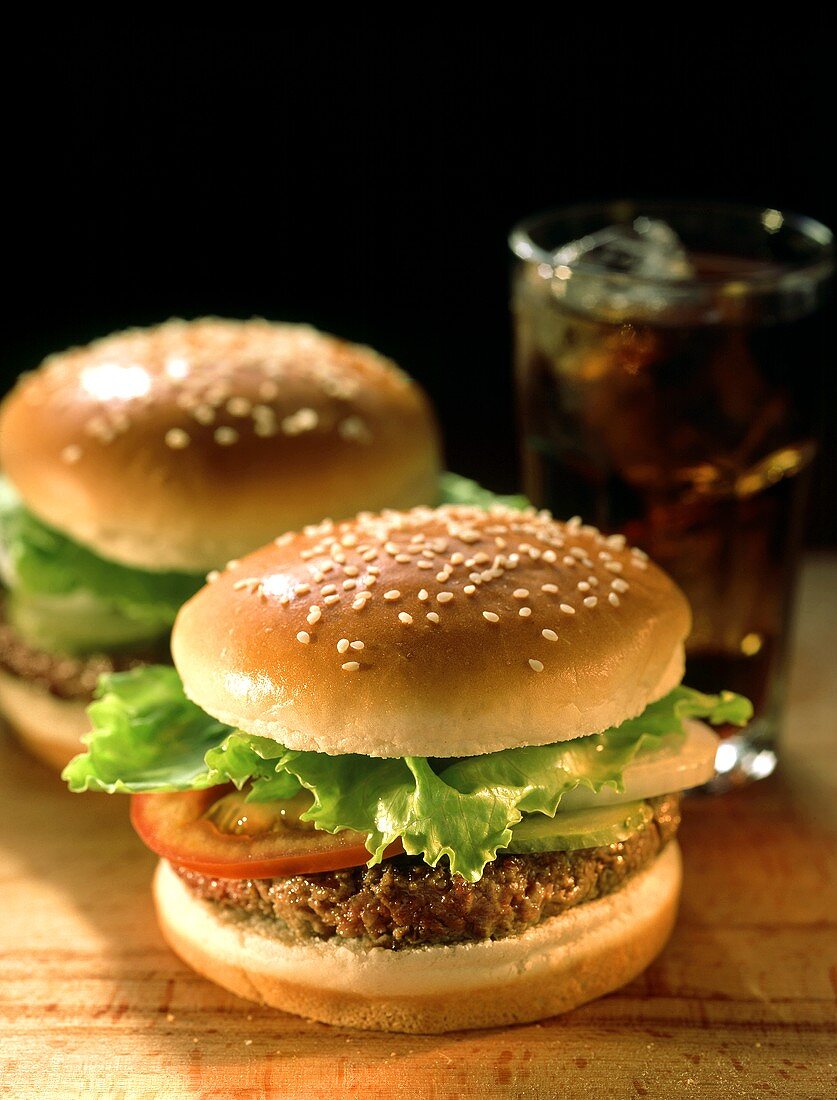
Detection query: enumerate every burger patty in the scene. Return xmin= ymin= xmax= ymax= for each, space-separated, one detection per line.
xmin=174 ymin=793 xmax=681 ymax=948
xmin=0 ymin=605 xmax=168 ymax=701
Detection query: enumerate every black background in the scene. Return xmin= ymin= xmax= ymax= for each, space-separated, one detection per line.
xmin=2 ymin=26 xmax=834 ymax=542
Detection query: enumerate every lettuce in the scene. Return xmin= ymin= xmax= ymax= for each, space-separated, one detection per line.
xmin=64 ymin=666 xmax=751 ymax=881
xmin=437 ymin=472 xmax=529 ymax=511
xmin=0 ymin=477 xmax=205 ymax=652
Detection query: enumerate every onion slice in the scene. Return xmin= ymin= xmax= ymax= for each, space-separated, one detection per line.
xmin=557 ymin=719 xmax=719 ymax=811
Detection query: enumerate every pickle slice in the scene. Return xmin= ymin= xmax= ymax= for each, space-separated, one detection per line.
xmin=505 ymin=800 xmax=653 ymax=854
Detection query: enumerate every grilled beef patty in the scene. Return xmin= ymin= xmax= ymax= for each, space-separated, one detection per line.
xmin=174 ymin=793 xmax=681 ymax=948
xmin=0 ymin=604 xmax=168 ymax=701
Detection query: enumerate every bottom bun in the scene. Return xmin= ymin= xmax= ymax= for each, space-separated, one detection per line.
xmin=0 ymin=670 xmax=90 ymax=770
xmin=153 ymin=841 xmax=682 ymax=1033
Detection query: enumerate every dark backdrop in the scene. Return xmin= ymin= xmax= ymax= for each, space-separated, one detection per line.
xmin=2 ymin=26 xmax=834 ymax=542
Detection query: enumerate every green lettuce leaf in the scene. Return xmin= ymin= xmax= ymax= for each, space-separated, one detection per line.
xmin=437 ymin=471 xmax=529 ymax=511
xmin=0 ymin=477 xmax=204 ymax=652
xmin=62 ymin=666 xmax=233 ymax=793
xmin=64 ymin=665 xmax=751 ymax=881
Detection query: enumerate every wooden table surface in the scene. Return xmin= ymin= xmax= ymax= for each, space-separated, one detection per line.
xmin=1 ymin=557 xmax=835 ymax=1099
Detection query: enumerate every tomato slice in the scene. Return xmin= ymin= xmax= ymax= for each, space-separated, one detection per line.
xmin=130 ymin=787 xmax=402 ymax=879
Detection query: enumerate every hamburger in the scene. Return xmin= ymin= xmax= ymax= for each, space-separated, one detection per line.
xmin=64 ymin=504 xmax=751 ymax=1032
xmin=0 ymin=317 xmax=448 ymax=767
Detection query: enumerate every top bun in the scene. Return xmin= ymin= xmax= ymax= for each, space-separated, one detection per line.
xmin=0 ymin=319 xmax=440 ymax=572
xmin=172 ymin=506 xmax=691 ymax=758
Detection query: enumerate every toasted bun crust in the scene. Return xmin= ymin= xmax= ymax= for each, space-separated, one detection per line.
xmin=0 ymin=670 xmax=90 ymax=770
xmin=173 ymin=506 xmax=690 ymax=757
xmin=153 ymin=842 xmax=681 ymax=1032
xmin=0 ymin=319 xmax=440 ymax=572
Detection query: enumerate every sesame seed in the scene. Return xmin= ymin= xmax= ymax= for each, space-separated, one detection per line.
xmin=605 ymin=561 xmax=624 ymax=573
xmin=513 ymin=589 xmax=529 ymax=599
xmin=417 ymin=560 xmax=433 ymax=569
xmin=165 ymin=428 xmax=190 ymax=449
xmin=337 ymin=639 xmax=350 ymax=654
xmin=343 ymin=565 xmax=359 ymax=577
xmin=384 ymin=590 xmax=401 ymax=601
xmin=341 ymin=661 xmax=360 ymax=672
xmin=560 ymin=604 xmax=576 ymax=615
xmin=588 ymin=576 xmax=599 ymax=587
xmin=395 ymin=554 xmax=412 ymax=564
xmin=464 ymin=585 xmax=476 ymax=594
xmin=450 ymin=553 xmax=464 ymax=565
xmin=436 ymin=592 xmax=454 ymax=603
xmin=529 ymin=659 xmax=544 ymax=673
xmin=584 ymin=596 xmax=598 ymax=608
xmin=324 ymin=594 xmax=340 ymax=606
xmin=193 ymin=404 xmax=215 ymax=425
xmin=577 ymin=581 xmax=591 ymax=592
xmin=519 ymin=607 xmax=532 ymax=617
xmin=225 ymin=560 xmax=239 ymax=570
xmin=206 ymin=570 xmax=220 ymax=583
xmin=398 ymin=612 xmax=413 ymax=624
xmin=542 ymin=584 xmax=558 ymax=594
xmin=282 ymin=408 xmax=319 ymax=435
xmin=418 ymin=589 xmax=429 ymax=601
xmin=483 ymin=611 xmax=499 ymax=622
xmin=542 ymin=628 xmax=558 ymax=641
xmin=426 ymin=612 xmax=440 ymax=623
xmin=542 ymin=550 xmax=557 ymax=563
xmin=296 ymin=631 xmax=310 ymax=644
xmin=611 ymin=578 xmax=629 ymax=592
xmin=342 ymin=580 xmax=356 ymax=590
xmin=60 ymin=444 xmax=82 ymax=464
xmin=435 ymin=571 xmax=450 ymax=583
xmin=609 ymin=592 xmax=621 ymax=606
xmin=563 ymin=556 xmax=576 ymax=567
xmin=350 ymin=640 xmax=364 ymax=650
xmin=294 ymin=584 xmax=311 ymax=596
xmin=233 ymin=578 xmax=257 ymax=591
xmin=321 ymin=584 xmax=337 ymax=596
xmin=352 ymin=597 xmax=367 ymax=610
xmin=307 ymin=606 xmax=321 ymax=624
xmin=632 ymin=547 xmax=649 ymax=560
xmin=226 ymin=397 xmax=252 ymax=417
xmin=214 ymin=426 xmax=239 ymax=446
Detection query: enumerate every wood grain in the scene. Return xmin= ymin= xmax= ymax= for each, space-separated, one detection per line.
xmin=1 ymin=557 xmax=835 ymax=1099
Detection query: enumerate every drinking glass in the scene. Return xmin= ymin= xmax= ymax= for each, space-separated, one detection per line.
xmin=510 ymin=201 xmax=833 ymax=784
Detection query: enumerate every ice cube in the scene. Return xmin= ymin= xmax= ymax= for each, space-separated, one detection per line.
xmin=553 ymin=217 xmax=694 ymax=281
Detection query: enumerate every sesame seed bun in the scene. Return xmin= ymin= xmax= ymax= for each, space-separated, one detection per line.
xmin=172 ymin=506 xmax=691 ymax=758
xmin=152 ymin=842 xmax=682 ymax=1032
xmin=0 ymin=318 xmax=441 ymax=572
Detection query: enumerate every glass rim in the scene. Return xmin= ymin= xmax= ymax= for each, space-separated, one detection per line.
xmin=509 ymin=199 xmax=834 ymax=290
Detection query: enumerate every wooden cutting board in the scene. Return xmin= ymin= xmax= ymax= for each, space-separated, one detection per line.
xmin=1 ymin=558 xmax=835 ymax=1099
